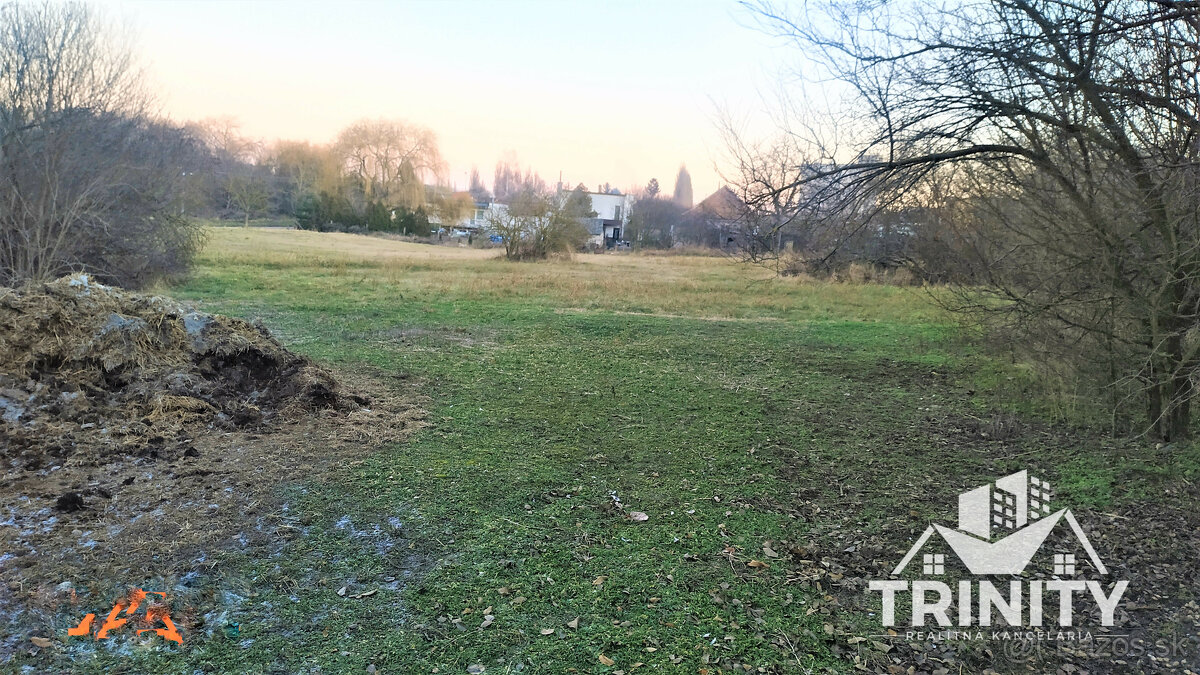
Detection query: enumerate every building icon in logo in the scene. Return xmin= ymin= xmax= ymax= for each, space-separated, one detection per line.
xmin=892 ymin=470 xmax=1106 ymax=576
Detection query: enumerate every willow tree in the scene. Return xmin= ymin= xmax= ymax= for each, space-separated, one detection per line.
xmin=336 ymin=118 xmax=443 ymax=209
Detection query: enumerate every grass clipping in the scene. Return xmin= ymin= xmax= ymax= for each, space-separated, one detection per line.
xmin=0 ymin=274 xmax=422 ymax=656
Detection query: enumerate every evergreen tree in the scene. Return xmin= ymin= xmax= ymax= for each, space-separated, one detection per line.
xmin=672 ymin=166 xmax=693 ymax=208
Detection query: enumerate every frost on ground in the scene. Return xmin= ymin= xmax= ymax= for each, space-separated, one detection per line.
xmin=0 ymin=275 xmax=425 ymax=662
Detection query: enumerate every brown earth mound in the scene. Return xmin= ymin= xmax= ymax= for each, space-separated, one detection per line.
xmin=0 ymin=274 xmax=424 ymax=661
xmin=0 ymin=273 xmax=365 ymax=469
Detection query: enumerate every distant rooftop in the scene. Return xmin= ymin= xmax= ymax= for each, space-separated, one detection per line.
xmin=688 ymin=186 xmax=747 ymax=221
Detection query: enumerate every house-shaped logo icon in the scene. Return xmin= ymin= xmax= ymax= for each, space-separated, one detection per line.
xmin=892 ymin=470 xmax=1107 ymax=576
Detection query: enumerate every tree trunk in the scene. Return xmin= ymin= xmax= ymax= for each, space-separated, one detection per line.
xmin=1167 ymin=373 xmax=1193 ymax=440
xmin=1147 ymin=374 xmax=1194 ymax=440
xmin=1148 ymin=382 xmax=1164 ymax=438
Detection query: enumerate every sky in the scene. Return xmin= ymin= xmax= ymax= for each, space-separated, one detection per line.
xmin=101 ymin=0 xmax=799 ymax=199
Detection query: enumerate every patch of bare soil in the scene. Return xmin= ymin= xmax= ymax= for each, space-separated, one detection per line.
xmin=0 ymin=274 xmax=424 ymax=660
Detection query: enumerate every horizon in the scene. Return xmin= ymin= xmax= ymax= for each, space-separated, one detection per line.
xmin=102 ymin=0 xmax=793 ymax=199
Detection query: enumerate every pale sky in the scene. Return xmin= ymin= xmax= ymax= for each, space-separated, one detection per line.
xmin=103 ymin=0 xmax=796 ymax=199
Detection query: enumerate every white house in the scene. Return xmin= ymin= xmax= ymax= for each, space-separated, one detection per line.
xmin=575 ymin=190 xmax=634 ymax=248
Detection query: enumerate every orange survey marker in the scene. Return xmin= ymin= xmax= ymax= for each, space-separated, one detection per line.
xmin=68 ymin=588 xmax=182 ymax=644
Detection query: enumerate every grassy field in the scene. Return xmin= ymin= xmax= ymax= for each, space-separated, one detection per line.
xmin=58 ymin=228 xmax=1198 ymax=673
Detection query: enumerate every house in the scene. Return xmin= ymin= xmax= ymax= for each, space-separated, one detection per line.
xmin=685 ymin=186 xmax=749 ymax=249
xmin=576 ymin=190 xmax=633 ymax=249
xmin=453 ymin=184 xmax=634 ymax=249
xmin=454 ymin=199 xmax=506 ymax=233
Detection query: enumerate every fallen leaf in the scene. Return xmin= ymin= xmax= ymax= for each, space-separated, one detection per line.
xmin=480 ymin=615 xmax=495 ymax=629
xmin=847 ymin=636 xmax=866 ymax=644
xmin=30 ymin=637 xmax=51 ymax=648
xmin=628 ymin=511 xmax=649 ymax=522
xmin=644 ymin=646 xmax=657 ymax=652
xmin=497 ymin=587 xmax=511 ymax=596
xmin=366 ymin=665 xmax=376 ymax=674
xmin=336 ymin=586 xmax=347 ymax=597
xmin=567 ymin=617 xmax=580 ymax=629
xmin=592 ymin=576 xmax=607 ymax=586
xmin=763 ymin=542 xmax=779 ymax=558
xmin=512 ymin=596 xmax=527 ymax=605
xmin=599 ymin=654 xmax=616 ymax=666
xmin=467 ymin=666 xmax=486 ymax=674
xmin=746 ymin=559 xmax=769 ymax=569
xmin=352 ymin=589 xmax=377 ymax=599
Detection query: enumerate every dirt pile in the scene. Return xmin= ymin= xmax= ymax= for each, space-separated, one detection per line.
xmin=0 ymin=274 xmax=424 ymax=662
xmin=0 ymin=273 xmax=365 ymax=469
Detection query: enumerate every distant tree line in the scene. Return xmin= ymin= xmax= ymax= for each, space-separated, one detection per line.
xmin=181 ymin=116 xmax=478 ymax=237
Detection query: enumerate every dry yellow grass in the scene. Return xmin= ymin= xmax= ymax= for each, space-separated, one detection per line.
xmin=204 ymin=227 xmax=497 ymax=263
xmin=195 ymin=227 xmax=945 ymax=324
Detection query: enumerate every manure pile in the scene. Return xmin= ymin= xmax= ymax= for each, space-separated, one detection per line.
xmin=0 ymin=275 xmax=423 ymax=661
xmin=0 ymin=273 xmax=365 ymax=469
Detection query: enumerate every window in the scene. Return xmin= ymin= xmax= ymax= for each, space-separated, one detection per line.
xmin=1030 ymin=476 xmax=1053 ymax=517
xmin=923 ymin=553 xmax=944 ymax=575
xmin=1054 ymin=553 xmax=1075 ymax=575
xmin=992 ymin=490 xmax=1017 ymax=529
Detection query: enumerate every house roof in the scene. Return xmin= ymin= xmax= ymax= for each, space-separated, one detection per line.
xmin=688 ymin=186 xmax=747 ymax=221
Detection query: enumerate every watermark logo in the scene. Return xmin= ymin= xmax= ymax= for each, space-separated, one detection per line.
xmin=68 ymin=588 xmax=183 ymax=644
xmin=869 ymin=470 xmax=1128 ymax=630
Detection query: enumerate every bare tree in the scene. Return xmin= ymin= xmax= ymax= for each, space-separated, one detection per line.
xmin=467 ymin=166 xmax=491 ymax=202
xmin=188 ymin=116 xmax=259 ymax=165
xmin=0 ymin=1 xmax=203 ymax=287
xmin=430 ymin=188 xmax=475 ymax=231
xmin=336 ymin=118 xmax=443 ymax=209
xmin=486 ymin=187 xmax=589 ymax=260
xmin=493 ymin=155 xmax=546 ymax=204
xmin=718 ymin=114 xmax=823 ymax=267
xmin=743 ymin=0 xmax=1200 ymax=438
xmin=225 ymin=169 xmax=270 ymax=227
xmin=270 ymin=140 xmax=341 ymax=215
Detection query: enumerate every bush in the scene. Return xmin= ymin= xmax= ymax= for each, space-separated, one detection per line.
xmin=0 ymin=3 xmax=205 ymax=289
xmin=487 ymin=190 xmax=589 ymax=261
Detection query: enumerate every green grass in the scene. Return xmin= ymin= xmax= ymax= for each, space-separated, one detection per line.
xmin=42 ymin=229 xmax=1198 ymax=673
